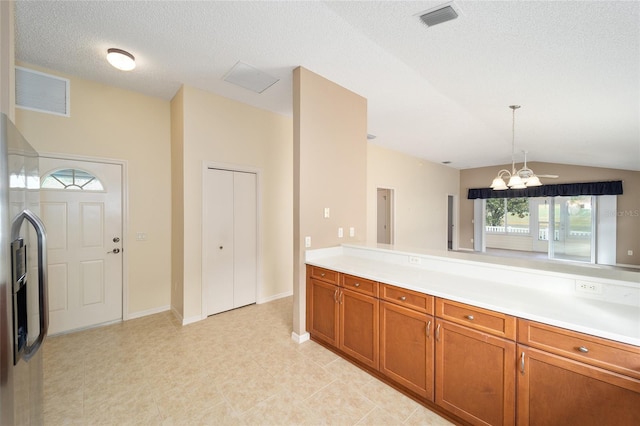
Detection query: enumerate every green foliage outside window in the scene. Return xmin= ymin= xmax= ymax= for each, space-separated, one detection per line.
xmin=486 ymin=198 xmax=529 ymax=227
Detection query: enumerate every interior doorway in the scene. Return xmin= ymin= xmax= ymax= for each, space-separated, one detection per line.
xmin=377 ymin=188 xmax=394 ymax=244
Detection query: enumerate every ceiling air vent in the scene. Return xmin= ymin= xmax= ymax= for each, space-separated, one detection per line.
xmin=15 ymin=66 xmax=70 ymax=117
xmin=418 ymin=2 xmax=460 ymax=27
xmin=223 ymin=62 xmax=279 ymax=94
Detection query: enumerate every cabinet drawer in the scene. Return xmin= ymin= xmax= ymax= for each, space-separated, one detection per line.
xmin=436 ymin=298 xmax=516 ymax=340
xmin=380 ymin=284 xmax=434 ymax=314
xmin=308 ymin=265 xmax=340 ymax=285
xmin=342 ymin=274 xmax=378 ymax=297
xmin=518 ymin=319 xmax=640 ymax=380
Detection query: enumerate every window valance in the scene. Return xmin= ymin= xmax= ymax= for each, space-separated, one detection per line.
xmin=467 ymin=180 xmax=623 ymax=200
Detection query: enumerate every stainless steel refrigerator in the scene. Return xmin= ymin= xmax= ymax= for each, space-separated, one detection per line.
xmin=0 ymin=113 xmax=48 ymax=425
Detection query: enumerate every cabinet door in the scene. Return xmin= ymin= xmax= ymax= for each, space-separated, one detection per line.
xmin=339 ymin=289 xmax=379 ymax=369
xmin=435 ymin=320 xmax=515 ymax=426
xmin=380 ymin=301 xmax=434 ymax=400
xmin=517 ymin=345 xmax=640 ymax=426
xmin=307 ymin=278 xmax=339 ymax=347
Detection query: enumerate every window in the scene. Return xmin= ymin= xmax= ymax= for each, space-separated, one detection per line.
xmin=41 ymin=168 xmax=104 ymax=191
xmin=485 ymin=198 xmax=530 ymax=235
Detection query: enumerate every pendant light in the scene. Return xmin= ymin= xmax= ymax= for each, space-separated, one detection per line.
xmin=490 ymin=105 xmax=542 ymax=190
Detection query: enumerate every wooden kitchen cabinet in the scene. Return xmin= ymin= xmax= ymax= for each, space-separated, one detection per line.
xmin=517 ymin=319 xmax=640 ymax=425
xmin=380 ymin=300 xmax=435 ymax=400
xmin=339 ymin=287 xmax=379 ymax=369
xmin=307 ymin=268 xmax=379 ymax=369
xmin=307 ymin=274 xmax=340 ymax=347
xmin=435 ymin=299 xmax=516 ymax=426
xmin=517 ymin=345 xmax=640 ymax=425
xmin=307 ymin=265 xmax=640 ymax=426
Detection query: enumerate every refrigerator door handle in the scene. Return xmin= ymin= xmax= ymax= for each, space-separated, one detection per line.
xmin=11 ymin=209 xmax=49 ymax=360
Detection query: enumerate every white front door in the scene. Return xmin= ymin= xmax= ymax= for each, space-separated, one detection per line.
xmin=203 ymin=168 xmax=257 ymax=316
xmin=39 ymin=157 xmax=123 ymax=334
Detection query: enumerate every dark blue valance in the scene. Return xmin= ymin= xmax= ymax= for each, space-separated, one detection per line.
xmin=467 ymin=180 xmax=623 ymax=200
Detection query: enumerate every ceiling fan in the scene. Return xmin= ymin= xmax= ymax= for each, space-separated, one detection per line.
xmin=518 ymin=151 xmax=559 ymax=181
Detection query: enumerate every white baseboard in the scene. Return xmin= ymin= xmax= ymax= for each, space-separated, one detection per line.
xmin=258 ymin=290 xmax=293 ymax=304
xmin=128 ymin=305 xmax=170 ymax=320
xmin=291 ymin=331 xmax=310 ymax=344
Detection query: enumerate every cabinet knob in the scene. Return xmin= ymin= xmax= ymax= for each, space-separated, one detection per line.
xmin=354 ymin=283 xmax=360 ymax=287
xmin=465 ymin=315 xmax=475 ymax=321
xmin=399 ymin=296 xmax=407 ymax=301
xmin=320 ymin=273 xmax=325 ymax=277
xmin=578 ymin=346 xmax=589 ymax=354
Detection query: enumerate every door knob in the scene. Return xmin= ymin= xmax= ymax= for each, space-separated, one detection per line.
xmin=113 ymin=237 xmax=120 ymax=243
xmin=107 ymin=248 xmax=121 ymax=254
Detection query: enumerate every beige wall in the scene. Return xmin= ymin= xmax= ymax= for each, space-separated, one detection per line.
xmin=460 ymin=162 xmax=640 ymax=265
xmin=172 ymin=85 xmax=293 ymax=323
xmin=14 ymin=64 xmax=172 ymax=315
xmin=293 ymin=67 xmax=368 ymax=336
xmin=170 ymin=87 xmax=185 ymax=318
xmin=366 ymin=144 xmax=460 ymax=250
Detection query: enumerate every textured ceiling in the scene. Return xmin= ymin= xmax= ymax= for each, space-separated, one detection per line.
xmin=14 ymin=1 xmax=640 ymax=171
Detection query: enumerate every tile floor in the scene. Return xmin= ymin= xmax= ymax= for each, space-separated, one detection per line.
xmin=43 ymin=296 xmax=455 ymax=425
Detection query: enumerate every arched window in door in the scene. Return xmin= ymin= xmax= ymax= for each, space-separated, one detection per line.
xmin=41 ymin=168 xmax=104 ymax=191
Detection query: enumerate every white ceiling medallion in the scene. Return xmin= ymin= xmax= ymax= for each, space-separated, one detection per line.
xmin=222 ymin=62 xmax=279 ymax=94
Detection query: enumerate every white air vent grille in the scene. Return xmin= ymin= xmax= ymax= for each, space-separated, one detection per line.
xmin=15 ymin=66 xmax=70 ymax=116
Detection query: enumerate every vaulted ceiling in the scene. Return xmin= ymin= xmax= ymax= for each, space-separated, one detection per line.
xmin=14 ymin=1 xmax=640 ymax=171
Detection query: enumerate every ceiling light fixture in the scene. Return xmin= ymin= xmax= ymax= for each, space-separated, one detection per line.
xmin=490 ymin=105 xmax=543 ymax=190
xmin=106 ymin=48 xmax=136 ymax=71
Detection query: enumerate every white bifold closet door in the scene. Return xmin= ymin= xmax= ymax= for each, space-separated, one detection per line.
xmin=204 ymin=168 xmax=257 ymax=316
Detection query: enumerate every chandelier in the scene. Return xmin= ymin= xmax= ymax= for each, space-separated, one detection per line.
xmin=490 ymin=105 xmax=542 ymax=190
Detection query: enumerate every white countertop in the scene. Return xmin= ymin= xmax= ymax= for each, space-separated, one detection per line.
xmin=305 ymin=244 xmax=640 ymax=346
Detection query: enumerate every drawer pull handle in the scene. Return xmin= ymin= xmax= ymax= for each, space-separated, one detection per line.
xmin=426 ymin=321 xmax=431 ymax=338
xmin=400 ymin=296 xmax=407 ymax=301
xmin=578 ymin=346 xmax=589 ymax=354
xmin=520 ymin=352 xmax=525 ymax=375
xmin=435 ymin=323 xmax=441 ymax=342
xmin=333 ymin=289 xmax=338 ymax=303
xmin=354 ymin=283 xmax=360 ymax=287
xmin=320 ymin=273 xmax=326 ymax=277
xmin=465 ymin=315 xmax=475 ymax=321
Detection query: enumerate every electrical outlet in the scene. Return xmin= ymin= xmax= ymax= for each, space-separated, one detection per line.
xmin=628 ymin=250 xmax=634 ymax=256
xmin=409 ymin=256 xmax=420 ymax=265
xmin=575 ymin=281 xmax=602 ymax=294
xmin=324 ymin=208 xmax=330 ymax=218
xmin=338 ymin=227 xmax=343 ymax=238
xmin=349 ymin=227 xmax=355 ymax=237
